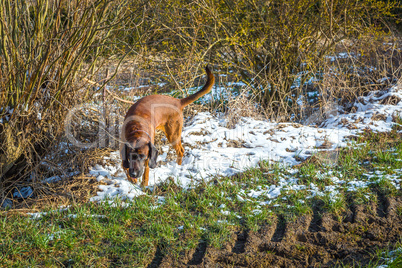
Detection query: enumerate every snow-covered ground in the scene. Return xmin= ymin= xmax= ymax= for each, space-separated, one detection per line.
xmin=89 ymin=85 xmax=402 ymax=202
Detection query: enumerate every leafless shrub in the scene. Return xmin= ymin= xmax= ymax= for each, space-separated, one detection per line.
xmin=0 ymin=0 xmax=130 ymax=208
xmin=127 ymin=0 xmax=399 ymax=120
xmin=225 ymin=88 xmax=262 ymax=128
xmin=309 ymin=34 xmax=402 ymax=123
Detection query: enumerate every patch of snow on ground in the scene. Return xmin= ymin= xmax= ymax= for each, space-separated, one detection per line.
xmin=377 ymin=247 xmax=402 ymax=268
xmin=89 ymin=85 xmax=402 ymax=203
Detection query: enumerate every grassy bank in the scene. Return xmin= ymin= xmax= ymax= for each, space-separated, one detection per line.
xmin=1 ymin=130 xmax=401 ymax=267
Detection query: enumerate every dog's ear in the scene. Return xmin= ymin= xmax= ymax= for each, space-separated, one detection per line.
xmin=148 ymin=142 xmax=158 ymax=168
xmin=120 ymin=143 xmax=129 ymax=169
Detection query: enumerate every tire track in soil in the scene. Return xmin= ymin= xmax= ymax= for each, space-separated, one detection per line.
xmin=386 ymin=196 xmax=400 ymax=219
xmin=308 ymin=205 xmax=323 ymax=233
xmin=159 ymin=198 xmax=402 ymax=267
xmin=147 ymin=244 xmax=164 ymax=268
xmin=282 ymin=214 xmax=312 ymax=243
xmin=271 ymin=215 xmax=286 ymax=242
xmin=187 ymin=240 xmax=207 ymax=265
xmin=376 ymin=193 xmax=388 ymax=218
xmin=231 ymin=230 xmax=248 ymax=254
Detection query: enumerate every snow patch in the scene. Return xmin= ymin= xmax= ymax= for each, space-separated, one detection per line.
xmin=87 ymin=85 xmax=402 ymax=204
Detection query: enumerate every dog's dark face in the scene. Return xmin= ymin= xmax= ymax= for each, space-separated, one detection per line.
xmin=121 ymin=139 xmax=158 ymax=182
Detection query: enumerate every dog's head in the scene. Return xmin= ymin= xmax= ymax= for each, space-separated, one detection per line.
xmin=121 ymin=137 xmax=158 ymax=183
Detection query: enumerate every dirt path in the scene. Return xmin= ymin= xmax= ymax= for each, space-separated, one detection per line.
xmin=148 ymin=196 xmax=402 ymax=267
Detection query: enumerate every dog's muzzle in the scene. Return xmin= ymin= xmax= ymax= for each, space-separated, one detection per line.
xmin=128 ymin=169 xmax=144 ymax=184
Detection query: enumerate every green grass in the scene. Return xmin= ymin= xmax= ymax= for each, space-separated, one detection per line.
xmin=1 ymin=131 xmax=401 ymax=266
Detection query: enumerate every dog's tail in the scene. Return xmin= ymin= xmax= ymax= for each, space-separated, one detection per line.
xmin=180 ymin=66 xmax=215 ymax=108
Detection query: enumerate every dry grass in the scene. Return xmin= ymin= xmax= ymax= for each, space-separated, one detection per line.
xmin=293 ymin=35 xmax=402 ymax=125
xmin=225 ymin=90 xmax=263 ymax=128
xmin=0 ymin=147 xmax=113 ymax=211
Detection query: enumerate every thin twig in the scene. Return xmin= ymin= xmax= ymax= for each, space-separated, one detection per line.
xmin=83 ymin=78 xmax=135 ymax=104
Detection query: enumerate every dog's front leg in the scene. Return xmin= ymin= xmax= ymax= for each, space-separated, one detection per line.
xmin=141 ymin=160 xmax=150 ymax=187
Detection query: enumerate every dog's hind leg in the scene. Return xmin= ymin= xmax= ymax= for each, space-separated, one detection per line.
xmin=164 ymin=121 xmax=184 ymax=165
xmin=173 ymin=140 xmax=184 ymax=165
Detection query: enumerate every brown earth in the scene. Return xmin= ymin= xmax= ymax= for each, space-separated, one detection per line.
xmin=148 ymin=196 xmax=402 ymax=267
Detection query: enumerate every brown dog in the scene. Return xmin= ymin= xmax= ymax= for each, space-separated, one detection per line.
xmin=120 ymin=67 xmax=215 ymax=186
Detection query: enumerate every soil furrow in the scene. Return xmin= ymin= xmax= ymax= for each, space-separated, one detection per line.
xmin=385 ymin=196 xmax=399 ymax=219
xmin=231 ymin=230 xmax=247 ymax=254
xmin=243 ymin=215 xmax=278 ymax=253
xmin=215 ymin=251 xmax=298 ymax=268
xmin=187 ymin=240 xmax=207 ymax=266
xmin=147 ymin=245 xmax=164 ymax=268
xmin=271 ymin=215 xmax=286 ymax=242
xmin=284 ymin=214 xmax=312 ymax=243
xmin=321 ymin=213 xmax=343 ymax=233
xmin=159 ymin=200 xmax=402 ymax=267
xmin=308 ymin=206 xmax=322 ymax=232
xmin=351 ymin=204 xmax=366 ymax=224
xmin=376 ymin=193 xmax=388 ymax=218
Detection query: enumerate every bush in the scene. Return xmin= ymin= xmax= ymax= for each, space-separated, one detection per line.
xmin=0 ymin=0 xmax=129 ymax=191
xmin=124 ymin=0 xmax=400 ymax=119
